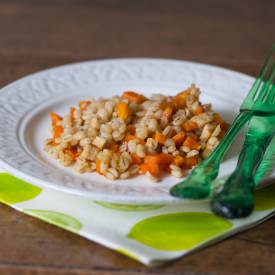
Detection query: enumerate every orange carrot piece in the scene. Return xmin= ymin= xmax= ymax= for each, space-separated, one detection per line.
xmin=183 ymin=136 xmax=201 ymax=150
xmin=218 ymin=130 xmax=226 ymax=139
xmin=116 ymin=102 xmax=131 ymax=120
xmin=139 ymin=162 xmax=160 ymax=176
xmin=124 ymin=133 xmax=136 ymax=142
xmin=154 ymin=132 xmax=166 ymax=144
xmin=78 ymin=100 xmax=90 ymax=111
xmin=148 ymin=162 xmax=160 ymax=176
xmin=173 ymin=90 xmax=189 ymax=108
xmin=144 ymin=153 xmax=173 ymax=165
xmin=50 ymin=112 xmax=62 ymax=127
xmin=188 ymin=132 xmax=198 ymax=140
xmin=127 ymin=124 xmax=136 ymax=135
xmin=52 ymin=125 xmax=63 ymax=139
xmin=173 ymin=155 xmax=185 ymax=166
xmin=160 ymin=101 xmax=175 ymax=110
xmin=163 ymin=107 xmax=173 ymax=121
xmin=65 ymin=146 xmax=79 ymax=160
xmin=70 ymin=107 xmax=75 ymax=121
xmin=130 ymin=153 xmax=143 ymax=164
xmin=172 ymin=132 xmax=186 ymax=145
xmin=96 ymin=158 xmax=102 ymax=175
xmin=158 ymin=153 xmax=174 ymax=164
xmin=107 ymin=142 xmax=119 ymax=152
xmin=124 ymin=133 xmax=145 ymax=145
xmin=182 ymin=121 xmax=199 ymax=132
xmin=193 ymin=105 xmax=204 ymax=115
xmin=139 ymin=163 xmax=149 ymax=174
xmin=184 ymin=156 xmax=198 ymax=169
xmin=142 ymin=153 xmax=174 ymax=177
xmin=50 ymin=112 xmax=63 ymax=138
xmin=221 ymin=122 xmax=230 ymax=131
xmin=121 ymin=91 xmax=146 ymax=104
xmin=213 ymin=113 xmax=224 ymax=124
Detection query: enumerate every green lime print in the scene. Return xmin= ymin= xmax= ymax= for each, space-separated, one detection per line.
xmin=24 ymin=210 xmax=82 ymax=233
xmin=116 ymin=248 xmax=140 ymax=261
xmin=254 ymin=184 xmax=275 ymax=211
xmin=128 ymin=212 xmax=232 ymax=251
xmin=95 ymin=201 xmax=164 ymax=211
xmin=0 ymin=173 xmax=42 ymax=204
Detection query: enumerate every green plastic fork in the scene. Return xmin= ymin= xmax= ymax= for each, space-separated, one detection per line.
xmin=211 ymin=114 xmax=275 ymax=218
xmin=170 ymin=45 xmax=275 ymax=200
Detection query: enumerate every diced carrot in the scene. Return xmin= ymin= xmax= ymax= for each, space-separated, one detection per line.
xmin=160 ymin=163 xmax=171 ymax=173
xmin=78 ymin=100 xmax=90 ymax=111
xmin=173 ymin=90 xmax=189 ymax=108
xmin=182 ymin=120 xmax=198 ymax=132
xmin=218 ymin=129 xmax=226 ymax=139
xmin=96 ymin=158 xmax=102 ymax=175
xmin=148 ymin=162 xmax=160 ymax=176
xmin=50 ymin=112 xmax=63 ymax=138
xmin=184 ymin=157 xmax=198 ymax=169
xmin=188 ymin=132 xmax=198 ymax=140
xmin=172 ymin=132 xmax=186 ymax=145
xmin=221 ymin=122 xmax=230 ymax=131
xmin=116 ymin=102 xmax=131 ymax=120
xmin=183 ymin=136 xmax=201 ymax=150
xmin=139 ymin=162 xmax=160 ymax=177
xmin=213 ymin=113 xmax=224 ymax=124
xmin=139 ymin=139 xmax=146 ymax=145
xmin=70 ymin=107 xmax=75 ymax=122
xmin=163 ymin=107 xmax=173 ymax=121
xmin=124 ymin=133 xmax=145 ymax=145
xmin=173 ymin=155 xmax=185 ymax=166
xmin=124 ymin=133 xmax=136 ymax=142
xmin=144 ymin=154 xmax=163 ymax=176
xmin=160 ymin=101 xmax=175 ymax=110
xmin=130 ymin=153 xmax=143 ymax=164
xmin=127 ymin=124 xmax=136 ymax=135
xmin=154 ymin=132 xmax=166 ymax=144
xmin=139 ymin=163 xmax=149 ymax=174
xmin=53 ymin=125 xmax=63 ymax=139
xmin=193 ymin=104 xmax=204 ymax=115
xmin=121 ymin=91 xmax=146 ymax=104
xmin=51 ymin=140 xmax=57 ymax=146
xmin=65 ymin=146 xmax=79 ymax=160
xmin=50 ymin=112 xmax=62 ymax=127
xmin=107 ymin=142 xmax=119 ymax=152
xmin=158 ymin=153 xmax=174 ymax=164
xmin=144 ymin=153 xmax=173 ymax=165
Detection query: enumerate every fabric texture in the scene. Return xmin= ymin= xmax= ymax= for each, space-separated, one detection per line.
xmin=0 ymin=171 xmax=274 ymax=266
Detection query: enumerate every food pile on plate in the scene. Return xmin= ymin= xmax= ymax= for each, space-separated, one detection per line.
xmin=44 ymin=84 xmax=229 ymax=182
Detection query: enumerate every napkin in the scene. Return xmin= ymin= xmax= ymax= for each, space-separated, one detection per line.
xmin=0 ymin=167 xmax=274 ymax=266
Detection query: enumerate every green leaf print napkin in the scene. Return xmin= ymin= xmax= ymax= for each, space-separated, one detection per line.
xmin=0 ymin=137 xmax=274 ymax=266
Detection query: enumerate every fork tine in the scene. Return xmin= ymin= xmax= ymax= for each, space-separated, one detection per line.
xmin=245 ymin=45 xmax=275 ymax=102
xmin=258 ymin=44 xmax=275 ymax=80
xmin=254 ymin=52 xmax=275 ymax=102
xmin=259 ymin=64 xmax=275 ymax=102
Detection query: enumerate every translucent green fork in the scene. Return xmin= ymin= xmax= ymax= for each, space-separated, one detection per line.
xmin=211 ymin=114 xmax=275 ymax=218
xmin=170 ymin=45 xmax=275 ymax=199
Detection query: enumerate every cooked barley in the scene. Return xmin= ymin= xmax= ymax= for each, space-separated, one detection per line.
xmin=44 ymin=85 xmax=228 ymax=182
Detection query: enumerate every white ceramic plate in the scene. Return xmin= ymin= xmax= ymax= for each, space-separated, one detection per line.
xmin=0 ymin=58 xmax=260 ymax=204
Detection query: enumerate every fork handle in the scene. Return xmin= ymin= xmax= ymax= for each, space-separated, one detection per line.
xmin=236 ymin=135 xmax=273 ymax=179
xmin=211 ymin=134 xmax=273 ymax=218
